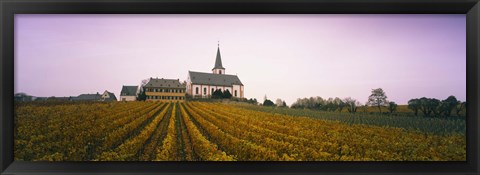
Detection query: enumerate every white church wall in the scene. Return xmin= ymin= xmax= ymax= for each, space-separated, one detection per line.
xmin=192 ymin=85 xmax=202 ymax=96
xmin=241 ymin=85 xmax=244 ymax=98
xmin=233 ymin=85 xmax=245 ymax=98
xmin=213 ymin=69 xmax=225 ymax=75
xmin=189 ymin=84 xmax=240 ymax=98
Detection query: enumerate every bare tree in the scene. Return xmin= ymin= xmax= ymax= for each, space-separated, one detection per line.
xmin=344 ymin=97 xmax=360 ymax=113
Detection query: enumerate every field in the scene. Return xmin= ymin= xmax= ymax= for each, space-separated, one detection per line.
xmin=235 ymin=103 xmax=466 ymax=136
xmin=14 ymin=101 xmax=466 ymax=161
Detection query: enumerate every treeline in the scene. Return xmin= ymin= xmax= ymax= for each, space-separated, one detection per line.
xmin=291 ymin=97 xmax=347 ymax=112
xmin=287 ymin=88 xmax=465 ymax=118
xmin=408 ymin=96 xmax=466 ymax=118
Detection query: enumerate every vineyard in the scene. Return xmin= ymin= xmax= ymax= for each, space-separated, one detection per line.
xmin=14 ymin=101 xmax=466 ymax=161
xmin=235 ymin=103 xmax=466 ymax=135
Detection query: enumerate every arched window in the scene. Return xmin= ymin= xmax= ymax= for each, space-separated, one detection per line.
xmin=204 ymin=88 xmax=207 ymax=95
xmin=219 ymin=70 xmax=222 ymax=74
xmin=195 ymin=87 xmax=199 ymax=94
xmin=235 ymin=90 xmax=237 ymax=97
xmin=212 ymin=88 xmax=214 ymax=94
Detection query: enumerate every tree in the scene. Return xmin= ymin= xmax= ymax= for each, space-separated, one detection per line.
xmin=344 ymin=97 xmax=360 ymax=113
xmin=275 ymin=98 xmax=284 ymax=107
xmin=408 ymin=98 xmax=420 ymax=116
xmin=247 ymin=98 xmax=258 ymax=105
xmin=455 ymin=101 xmax=466 ymax=117
xmin=212 ymin=89 xmax=224 ymax=99
xmin=291 ymin=96 xmax=325 ymax=110
xmin=282 ymin=101 xmax=287 ymax=108
xmin=428 ymin=98 xmax=441 ymax=117
xmin=334 ymin=97 xmax=345 ymax=112
xmin=441 ymin=96 xmax=458 ymax=117
xmin=387 ymin=102 xmax=398 ymax=114
xmin=418 ymin=97 xmax=440 ymax=117
xmin=366 ymin=88 xmax=388 ymax=113
xmin=137 ymin=79 xmax=149 ymax=101
xmin=223 ymin=89 xmax=232 ymax=98
xmin=263 ymin=99 xmax=275 ymax=106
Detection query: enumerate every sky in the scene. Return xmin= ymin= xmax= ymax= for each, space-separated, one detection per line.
xmin=14 ymin=14 xmax=466 ymax=105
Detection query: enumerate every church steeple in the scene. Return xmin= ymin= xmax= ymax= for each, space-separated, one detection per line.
xmin=212 ymin=42 xmax=225 ymax=74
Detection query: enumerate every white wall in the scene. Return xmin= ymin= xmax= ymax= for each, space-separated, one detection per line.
xmin=191 ymin=84 xmax=239 ymax=98
xmin=232 ymin=85 xmax=241 ymax=98
xmin=120 ymin=96 xmax=136 ymax=101
xmin=212 ymin=68 xmax=225 ymax=75
xmin=101 ymin=91 xmax=110 ymax=99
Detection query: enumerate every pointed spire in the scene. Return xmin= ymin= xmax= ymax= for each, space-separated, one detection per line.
xmin=213 ymin=43 xmax=225 ymax=70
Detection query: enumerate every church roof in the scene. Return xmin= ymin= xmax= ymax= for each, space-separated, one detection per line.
xmin=121 ymin=86 xmax=138 ymax=96
xmin=213 ymin=46 xmax=225 ymax=70
xmin=189 ymin=71 xmax=243 ymax=86
xmin=145 ymin=78 xmax=185 ymax=88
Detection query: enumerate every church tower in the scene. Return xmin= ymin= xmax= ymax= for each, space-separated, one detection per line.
xmin=212 ymin=43 xmax=225 ymax=75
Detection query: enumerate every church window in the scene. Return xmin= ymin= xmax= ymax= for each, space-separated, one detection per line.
xmin=219 ymin=70 xmax=222 ymax=74
xmin=235 ymin=90 xmax=237 ymax=97
xmin=212 ymin=88 xmax=214 ymax=94
xmin=204 ymin=88 xmax=207 ymax=95
xmin=195 ymin=87 xmax=199 ymax=94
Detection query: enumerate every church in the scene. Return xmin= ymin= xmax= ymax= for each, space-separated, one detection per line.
xmin=186 ymin=45 xmax=244 ymax=99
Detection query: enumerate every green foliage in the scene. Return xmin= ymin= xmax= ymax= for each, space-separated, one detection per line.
xmin=441 ymin=96 xmax=458 ymax=117
xmin=223 ymin=89 xmax=232 ymax=99
xmin=263 ymin=99 xmax=275 ymax=106
xmin=388 ymin=102 xmax=398 ymax=114
xmin=212 ymin=89 xmax=224 ymax=99
xmin=408 ymin=99 xmax=420 ymax=116
xmin=137 ymin=87 xmax=147 ymax=101
xmin=247 ymin=98 xmax=258 ymax=105
xmin=408 ymin=96 xmax=465 ymax=118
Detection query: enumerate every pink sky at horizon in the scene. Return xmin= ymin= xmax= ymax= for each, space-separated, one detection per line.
xmin=14 ymin=14 xmax=466 ymax=105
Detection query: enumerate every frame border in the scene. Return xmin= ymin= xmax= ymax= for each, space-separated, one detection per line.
xmin=1 ymin=0 xmax=479 ymax=174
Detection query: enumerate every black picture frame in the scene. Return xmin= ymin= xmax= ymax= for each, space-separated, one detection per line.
xmin=1 ymin=0 xmax=479 ymax=174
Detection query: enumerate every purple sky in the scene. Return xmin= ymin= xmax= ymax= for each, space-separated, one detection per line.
xmin=14 ymin=14 xmax=466 ymax=105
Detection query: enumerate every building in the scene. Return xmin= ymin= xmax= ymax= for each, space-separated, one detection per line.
xmin=101 ymin=90 xmax=117 ymax=101
xmin=14 ymin=93 xmax=35 ymax=102
xmin=120 ymin=85 xmax=138 ymax=101
xmin=144 ymin=78 xmax=186 ymax=101
xmin=71 ymin=91 xmax=117 ymax=101
xmin=72 ymin=93 xmax=102 ymax=101
xmin=186 ymin=45 xmax=244 ymax=98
